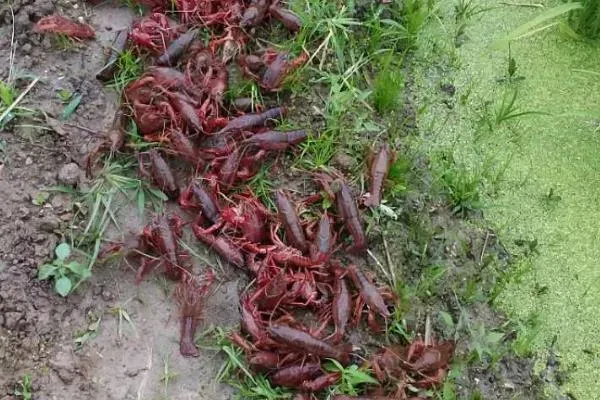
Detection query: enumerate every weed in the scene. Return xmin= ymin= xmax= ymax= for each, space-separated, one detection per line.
xmin=509 ymin=314 xmax=540 ymax=357
xmin=160 ymin=354 xmax=177 ymax=399
xmin=108 ymin=50 xmax=144 ymax=93
xmin=32 ymin=191 xmax=50 ymax=206
xmin=0 ymin=80 xmax=35 ymax=128
xmin=109 ymin=302 xmax=137 ymax=340
xmin=402 ymin=0 xmax=432 ymax=47
xmin=372 ymin=61 xmax=404 ymax=114
xmin=491 ymin=89 xmax=544 ymax=128
xmin=14 ymin=374 xmax=32 ymax=400
xmin=362 ymin=8 xmax=409 ymax=55
xmin=57 ymin=89 xmax=73 ymax=103
xmin=437 ymin=155 xmax=483 ymax=215
xmin=119 ymin=0 xmax=144 ymax=15
xmin=541 ymin=187 xmax=562 ymax=210
xmin=51 ymin=33 xmax=75 ymax=51
xmin=467 ymin=322 xmax=505 ymax=364
xmin=38 ymin=243 xmax=91 ymax=297
xmin=73 ymin=157 xmax=166 ymax=264
xmin=326 ymin=359 xmax=378 ymax=395
xmin=213 ymin=328 xmax=291 ymax=399
xmin=247 ymin=164 xmax=275 ymax=210
xmin=292 ymin=1 xmax=361 ymax=72
xmin=454 ymin=0 xmax=487 ymax=23
xmin=497 ymin=44 xmax=525 ymax=84
xmin=74 ymin=315 xmax=102 ymax=348
xmin=414 ymin=264 xmax=448 ymax=297
xmin=387 ymin=155 xmax=410 ymax=196
xmin=225 ymin=79 xmax=263 ymax=109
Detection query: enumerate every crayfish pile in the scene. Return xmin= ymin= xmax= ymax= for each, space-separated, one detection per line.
xmin=37 ymin=1 xmax=455 ymax=398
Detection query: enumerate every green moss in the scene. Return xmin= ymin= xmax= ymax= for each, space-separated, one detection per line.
xmin=412 ymin=1 xmax=600 ymax=398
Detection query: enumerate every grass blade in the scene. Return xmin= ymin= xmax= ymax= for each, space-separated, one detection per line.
xmin=492 ymin=2 xmax=583 ymax=48
xmin=61 ymin=93 xmax=82 ymax=120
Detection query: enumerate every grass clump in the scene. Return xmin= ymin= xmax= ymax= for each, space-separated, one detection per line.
xmin=372 ymin=63 xmax=404 ymax=114
xmin=14 ymin=374 xmax=32 ymax=400
xmin=108 ymin=50 xmax=144 ymax=93
xmin=437 ymin=155 xmax=483 ymax=215
xmin=568 ymin=0 xmax=600 ymax=39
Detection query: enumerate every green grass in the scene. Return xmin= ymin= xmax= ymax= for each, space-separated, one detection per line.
xmin=14 ymin=374 xmax=32 ymax=400
xmin=569 ymin=0 xmax=600 ymax=39
xmin=0 ymin=79 xmax=36 ymax=129
xmin=108 ymin=50 xmax=144 ymax=94
xmin=437 ymin=154 xmax=483 ymax=215
xmin=372 ymin=62 xmax=404 ymax=114
xmin=213 ymin=329 xmax=291 ymax=400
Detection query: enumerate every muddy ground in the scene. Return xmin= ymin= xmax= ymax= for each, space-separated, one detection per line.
xmin=0 ymin=1 xmax=549 ymax=399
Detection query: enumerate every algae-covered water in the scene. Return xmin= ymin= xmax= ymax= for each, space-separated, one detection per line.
xmin=412 ymin=1 xmax=600 ymax=398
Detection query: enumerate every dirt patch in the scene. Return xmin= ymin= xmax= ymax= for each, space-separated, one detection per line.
xmin=0 ymin=2 xmax=237 ymax=398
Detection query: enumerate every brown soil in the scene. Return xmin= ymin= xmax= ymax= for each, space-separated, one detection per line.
xmin=0 ymin=2 xmax=239 ymax=399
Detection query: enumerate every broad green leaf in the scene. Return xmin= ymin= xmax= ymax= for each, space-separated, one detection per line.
xmin=55 ymin=276 xmax=73 ymax=296
xmin=60 ymin=93 xmax=82 ymax=121
xmin=38 ymin=264 xmax=57 ymax=280
xmin=345 ymin=366 xmax=378 ymax=385
xmin=55 ymin=243 xmax=71 ymax=260
xmin=65 ymin=261 xmax=91 ymax=278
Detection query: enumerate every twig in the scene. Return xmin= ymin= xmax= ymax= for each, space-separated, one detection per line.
xmin=8 ymin=6 xmax=16 ymax=83
xmin=0 ymin=77 xmax=40 ymax=124
xmin=424 ymin=314 xmax=432 ymax=346
xmin=500 ymin=2 xmax=544 ymax=8
xmin=137 ymin=346 xmax=153 ymax=400
xmin=480 ymin=231 xmax=491 ymax=264
xmin=382 ymin=236 xmax=397 ymax=287
xmin=63 ymin=122 xmax=98 ymax=135
xmin=367 ymin=249 xmax=390 ymax=283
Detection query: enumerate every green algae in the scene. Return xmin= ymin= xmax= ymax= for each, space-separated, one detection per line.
xmin=411 ymin=1 xmax=600 ymax=398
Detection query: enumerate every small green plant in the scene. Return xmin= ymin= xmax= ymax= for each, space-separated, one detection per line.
xmin=510 ymin=314 xmax=540 ymax=357
xmin=74 ymin=315 xmax=102 ymax=348
xmin=327 ymin=360 xmax=379 ymax=395
xmin=52 ymin=33 xmax=75 ymax=51
xmin=0 ymin=80 xmax=35 ymax=128
xmin=109 ymin=302 xmax=137 ymax=340
xmin=438 ymin=157 xmax=483 ymax=215
xmin=372 ymin=64 xmax=404 ymax=114
xmin=402 ymin=0 xmax=431 ymax=47
xmin=214 ymin=329 xmax=291 ymax=399
xmin=38 ymin=243 xmax=91 ymax=297
xmin=248 ymin=164 xmax=275 ymax=210
xmin=454 ymin=0 xmax=487 ymax=23
xmin=32 ymin=191 xmax=50 ymax=206
xmin=492 ymin=89 xmax=543 ymax=127
xmin=14 ymin=374 xmax=32 ymax=400
xmin=467 ymin=322 xmax=505 ymax=364
xmin=108 ymin=50 xmax=144 ymax=93
xmin=57 ymin=89 xmax=73 ymax=103
xmin=160 ymin=354 xmax=177 ymax=399
xmin=387 ymin=155 xmax=410 ymax=196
